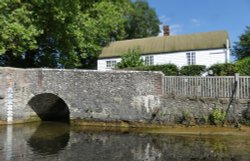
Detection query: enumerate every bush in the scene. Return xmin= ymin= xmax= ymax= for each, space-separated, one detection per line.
xmin=132 ymin=64 xmax=179 ymax=75
xmin=117 ymin=48 xmax=144 ymax=68
xmin=179 ymin=65 xmax=206 ymax=76
xmin=209 ymin=108 xmax=226 ymax=125
xmin=235 ymin=57 xmax=250 ymax=75
xmin=209 ymin=63 xmax=237 ymax=76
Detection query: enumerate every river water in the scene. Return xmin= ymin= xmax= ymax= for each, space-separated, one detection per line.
xmin=0 ymin=122 xmax=250 ymax=161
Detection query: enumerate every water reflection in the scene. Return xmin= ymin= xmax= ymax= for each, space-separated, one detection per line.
xmin=0 ymin=123 xmax=250 ymax=161
xmin=27 ymin=122 xmax=70 ymax=155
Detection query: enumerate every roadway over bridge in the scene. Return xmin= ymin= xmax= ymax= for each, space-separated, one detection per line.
xmin=0 ymin=67 xmax=163 ymax=124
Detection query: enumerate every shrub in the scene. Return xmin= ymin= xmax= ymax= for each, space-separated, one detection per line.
xmin=209 ymin=108 xmax=226 ymax=125
xmin=117 ymin=48 xmax=144 ymax=68
xmin=132 ymin=64 xmax=179 ymax=75
xmin=208 ymin=63 xmax=237 ymax=76
xmin=179 ymin=65 xmax=206 ymax=76
xmin=235 ymin=57 xmax=250 ymax=75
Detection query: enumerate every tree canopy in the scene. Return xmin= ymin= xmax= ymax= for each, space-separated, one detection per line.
xmin=124 ymin=0 xmax=160 ymax=39
xmin=233 ymin=26 xmax=250 ymax=60
xmin=0 ymin=0 xmax=160 ymax=68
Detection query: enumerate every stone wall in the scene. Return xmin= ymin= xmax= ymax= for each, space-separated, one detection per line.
xmin=0 ymin=67 xmax=249 ymax=125
xmin=0 ymin=67 xmax=164 ymax=124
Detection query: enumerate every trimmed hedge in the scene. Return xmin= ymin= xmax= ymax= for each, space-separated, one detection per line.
xmin=179 ymin=65 xmax=206 ymax=76
xmin=208 ymin=63 xmax=237 ymax=76
xmin=127 ymin=64 xmax=179 ymax=76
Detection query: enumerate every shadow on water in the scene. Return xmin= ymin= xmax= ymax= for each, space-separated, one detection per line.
xmin=27 ymin=122 xmax=70 ymax=155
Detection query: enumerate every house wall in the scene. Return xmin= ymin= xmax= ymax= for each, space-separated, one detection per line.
xmin=97 ymin=48 xmax=229 ymax=71
xmin=97 ymin=58 xmax=122 ymax=71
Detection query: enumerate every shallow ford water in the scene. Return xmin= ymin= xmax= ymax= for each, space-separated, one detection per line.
xmin=0 ymin=122 xmax=250 ymax=161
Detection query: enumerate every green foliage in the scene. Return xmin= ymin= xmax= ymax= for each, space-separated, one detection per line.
xmin=209 ymin=63 xmax=237 ymax=76
xmin=179 ymin=65 xmax=206 ymax=76
xmin=0 ymin=0 xmax=129 ymax=68
xmin=124 ymin=0 xmax=160 ymax=39
xmin=235 ymin=57 xmax=250 ymax=75
xmin=117 ymin=48 xmax=144 ymax=68
xmin=233 ymin=26 xmax=250 ymax=60
xmin=209 ymin=108 xmax=226 ymax=125
xmin=0 ymin=0 xmax=160 ymax=68
xmin=132 ymin=64 xmax=179 ymax=76
xmin=0 ymin=0 xmax=41 ymax=55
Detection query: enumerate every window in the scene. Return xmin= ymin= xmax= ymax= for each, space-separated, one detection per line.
xmin=186 ymin=52 xmax=196 ymax=65
xmin=106 ymin=60 xmax=117 ymax=69
xmin=145 ymin=56 xmax=154 ymax=65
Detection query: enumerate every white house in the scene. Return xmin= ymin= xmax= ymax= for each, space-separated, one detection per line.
xmin=97 ymin=29 xmax=230 ymax=70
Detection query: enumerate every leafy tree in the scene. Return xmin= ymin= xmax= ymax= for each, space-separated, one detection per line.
xmin=124 ymin=0 xmax=160 ymax=39
xmin=208 ymin=63 xmax=236 ymax=76
xmin=233 ymin=26 xmax=250 ymax=60
xmin=0 ymin=0 xmax=160 ymax=68
xmin=0 ymin=0 xmax=130 ymax=68
xmin=117 ymin=48 xmax=144 ymax=68
xmin=235 ymin=57 xmax=250 ymax=75
xmin=0 ymin=0 xmax=41 ymax=66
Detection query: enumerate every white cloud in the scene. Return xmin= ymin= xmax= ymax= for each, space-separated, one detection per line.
xmin=159 ymin=15 xmax=171 ymax=24
xmin=191 ymin=18 xmax=201 ymax=27
xmin=158 ymin=15 xmax=172 ymax=36
xmin=158 ymin=24 xmax=183 ymax=36
xmin=158 ymin=24 xmax=164 ymax=36
xmin=170 ymin=24 xmax=183 ymax=35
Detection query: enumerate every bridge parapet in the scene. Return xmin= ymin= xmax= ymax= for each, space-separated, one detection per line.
xmin=0 ymin=67 xmax=164 ymax=124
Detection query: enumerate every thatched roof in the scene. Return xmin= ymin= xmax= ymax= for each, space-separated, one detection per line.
xmin=99 ymin=31 xmax=229 ymax=58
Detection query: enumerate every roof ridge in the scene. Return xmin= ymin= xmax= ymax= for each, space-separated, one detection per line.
xmin=111 ymin=30 xmax=228 ymax=44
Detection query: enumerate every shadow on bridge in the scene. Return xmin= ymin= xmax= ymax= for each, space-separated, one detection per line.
xmin=27 ymin=93 xmax=70 ymax=123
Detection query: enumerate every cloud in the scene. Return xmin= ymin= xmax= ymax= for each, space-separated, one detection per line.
xmin=158 ymin=16 xmax=172 ymax=36
xmin=170 ymin=24 xmax=183 ymax=35
xmin=191 ymin=18 xmax=201 ymax=27
xmin=158 ymin=24 xmax=183 ymax=36
xmin=159 ymin=15 xmax=171 ymax=24
xmin=157 ymin=15 xmax=183 ymax=36
xmin=158 ymin=25 xmax=164 ymax=36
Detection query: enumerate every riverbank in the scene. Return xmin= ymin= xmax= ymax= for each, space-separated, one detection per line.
xmin=70 ymin=120 xmax=250 ymax=136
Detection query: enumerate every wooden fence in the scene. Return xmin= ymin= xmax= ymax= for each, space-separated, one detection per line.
xmin=163 ymin=74 xmax=250 ymax=99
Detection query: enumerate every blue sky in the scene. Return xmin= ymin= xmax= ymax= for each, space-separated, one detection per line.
xmin=147 ymin=0 xmax=250 ymax=45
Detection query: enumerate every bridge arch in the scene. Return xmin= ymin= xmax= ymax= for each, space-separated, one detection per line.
xmin=27 ymin=93 xmax=70 ymax=123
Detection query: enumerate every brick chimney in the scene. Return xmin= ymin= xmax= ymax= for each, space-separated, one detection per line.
xmin=163 ymin=25 xmax=170 ymax=36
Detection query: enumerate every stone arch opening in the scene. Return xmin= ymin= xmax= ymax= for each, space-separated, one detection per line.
xmin=28 ymin=93 xmax=70 ymax=123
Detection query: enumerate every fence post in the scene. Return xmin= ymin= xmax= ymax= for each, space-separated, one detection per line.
xmin=235 ymin=73 xmax=240 ymax=99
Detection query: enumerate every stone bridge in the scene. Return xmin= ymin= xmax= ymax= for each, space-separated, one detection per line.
xmin=0 ymin=67 xmax=163 ymax=124
xmin=1 ymin=67 xmax=249 ymax=125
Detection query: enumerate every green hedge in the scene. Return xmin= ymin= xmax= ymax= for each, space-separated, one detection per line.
xmin=179 ymin=65 xmax=206 ymax=76
xmin=128 ymin=64 xmax=179 ymax=75
xmin=208 ymin=63 xmax=237 ymax=76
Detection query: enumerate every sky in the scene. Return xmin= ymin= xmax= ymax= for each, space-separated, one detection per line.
xmin=147 ymin=0 xmax=250 ymax=45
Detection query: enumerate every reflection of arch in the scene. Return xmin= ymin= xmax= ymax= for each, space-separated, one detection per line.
xmin=28 ymin=93 xmax=70 ymax=123
xmin=27 ymin=122 xmax=70 ymax=155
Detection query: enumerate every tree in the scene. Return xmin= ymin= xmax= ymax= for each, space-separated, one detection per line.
xmin=0 ymin=0 xmax=160 ymax=69
xmin=233 ymin=26 xmax=250 ymax=60
xmin=124 ymin=0 xmax=160 ymax=39
xmin=117 ymin=48 xmax=144 ymax=68
xmin=0 ymin=0 xmax=130 ymax=68
xmin=235 ymin=57 xmax=250 ymax=75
